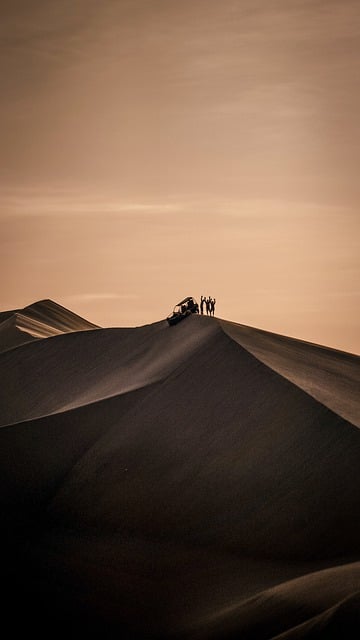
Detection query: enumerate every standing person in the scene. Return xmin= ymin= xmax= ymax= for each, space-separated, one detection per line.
xmin=212 ymin=298 xmax=216 ymax=316
xmin=206 ymin=296 xmax=211 ymax=315
xmin=209 ymin=296 xmax=214 ymax=315
xmin=200 ymin=296 xmax=205 ymax=315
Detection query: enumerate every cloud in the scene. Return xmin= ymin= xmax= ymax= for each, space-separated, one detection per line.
xmin=0 ymin=188 xmax=182 ymax=217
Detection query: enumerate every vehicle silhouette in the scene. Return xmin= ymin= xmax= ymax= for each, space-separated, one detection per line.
xmin=166 ymin=296 xmax=199 ymax=326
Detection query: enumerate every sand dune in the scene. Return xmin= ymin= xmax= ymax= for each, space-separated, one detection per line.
xmin=0 ymin=298 xmax=98 ymax=353
xmin=0 ymin=300 xmax=359 ymax=638
xmin=192 ymin=562 xmax=360 ymax=639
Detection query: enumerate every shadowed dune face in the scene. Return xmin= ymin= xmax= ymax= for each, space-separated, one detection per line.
xmin=47 ymin=324 xmax=360 ymax=560
xmin=0 ymin=301 xmax=359 ymax=638
xmin=221 ymin=320 xmax=360 ymax=428
xmin=0 ymin=315 xmax=36 ymax=351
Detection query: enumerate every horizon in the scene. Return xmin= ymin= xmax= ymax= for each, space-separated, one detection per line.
xmin=1 ymin=1 xmax=359 ymax=355
xmin=4 ymin=295 xmax=360 ymax=357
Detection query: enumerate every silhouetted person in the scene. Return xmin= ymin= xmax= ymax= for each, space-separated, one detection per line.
xmin=200 ymin=296 xmax=205 ymax=315
xmin=211 ymin=298 xmax=216 ymax=316
xmin=206 ymin=297 xmax=211 ymax=315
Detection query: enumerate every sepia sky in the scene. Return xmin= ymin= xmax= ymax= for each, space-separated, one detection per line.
xmin=1 ymin=0 xmax=359 ymax=353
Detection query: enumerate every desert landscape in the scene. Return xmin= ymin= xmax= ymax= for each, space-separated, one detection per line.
xmin=1 ymin=299 xmax=359 ymax=638
xmin=2 ymin=2 xmax=360 ymax=637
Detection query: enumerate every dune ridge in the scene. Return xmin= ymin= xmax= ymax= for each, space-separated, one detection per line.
xmin=0 ymin=300 xmax=359 ymax=638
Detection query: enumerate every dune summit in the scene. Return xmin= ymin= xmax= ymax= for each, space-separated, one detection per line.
xmin=0 ymin=300 xmax=359 ymax=639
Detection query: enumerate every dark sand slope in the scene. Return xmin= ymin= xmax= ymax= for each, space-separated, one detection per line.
xmin=0 ymin=307 xmax=359 ymax=638
xmin=0 ymin=298 xmax=98 ymax=353
xmin=221 ymin=320 xmax=360 ymax=427
xmin=0 ymin=313 xmax=218 ymax=425
xmin=0 ymin=314 xmax=36 ymax=351
xmin=192 ymin=563 xmax=360 ymax=639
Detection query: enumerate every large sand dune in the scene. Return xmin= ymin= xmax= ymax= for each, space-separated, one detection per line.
xmin=0 ymin=300 xmax=359 ymax=638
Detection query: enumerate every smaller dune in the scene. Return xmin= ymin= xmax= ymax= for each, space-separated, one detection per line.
xmin=191 ymin=561 xmax=360 ymax=639
xmin=0 ymin=299 xmax=98 ymax=353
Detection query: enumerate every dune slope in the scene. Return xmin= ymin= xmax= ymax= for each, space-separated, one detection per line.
xmin=0 ymin=314 xmax=218 ymax=426
xmin=221 ymin=319 xmax=360 ymax=427
xmin=0 ymin=307 xmax=359 ymax=638
xmin=191 ymin=562 xmax=360 ymax=639
xmin=0 ymin=314 xmax=36 ymax=351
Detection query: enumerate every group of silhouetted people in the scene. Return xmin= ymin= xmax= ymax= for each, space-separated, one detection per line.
xmin=200 ymin=295 xmax=216 ymax=316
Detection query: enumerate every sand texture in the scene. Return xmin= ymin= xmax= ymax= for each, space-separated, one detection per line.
xmin=0 ymin=301 xmax=359 ymax=638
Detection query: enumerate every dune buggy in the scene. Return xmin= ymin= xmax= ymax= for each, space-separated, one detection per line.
xmin=166 ymin=296 xmax=199 ymax=326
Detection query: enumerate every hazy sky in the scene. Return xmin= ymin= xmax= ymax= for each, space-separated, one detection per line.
xmin=1 ymin=0 xmax=359 ymax=353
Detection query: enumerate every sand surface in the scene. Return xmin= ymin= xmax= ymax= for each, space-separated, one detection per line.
xmin=1 ymin=301 xmax=359 ymax=638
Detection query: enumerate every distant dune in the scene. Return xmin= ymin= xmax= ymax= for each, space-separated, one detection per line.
xmin=0 ymin=298 xmax=98 ymax=353
xmin=0 ymin=300 xmax=359 ymax=638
